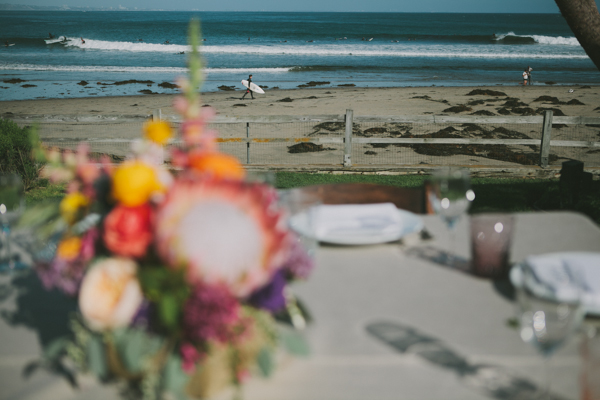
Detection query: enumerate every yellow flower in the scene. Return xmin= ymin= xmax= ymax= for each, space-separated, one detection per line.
xmin=56 ymin=236 xmax=82 ymax=260
xmin=112 ymin=161 xmax=162 ymax=207
xmin=143 ymin=120 xmax=172 ymax=145
xmin=59 ymin=192 xmax=89 ymax=224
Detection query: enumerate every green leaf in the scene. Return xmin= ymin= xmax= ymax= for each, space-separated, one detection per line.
xmin=159 ymin=295 xmax=179 ymax=330
xmin=256 ymin=347 xmax=274 ymax=377
xmin=43 ymin=336 xmax=70 ymax=361
xmin=279 ymin=328 xmax=310 ymax=357
xmin=162 ymin=354 xmax=190 ymax=400
xmin=112 ymin=328 xmax=164 ymax=374
xmin=86 ymin=334 xmax=107 ymax=378
xmin=22 ymin=361 xmax=41 ymax=378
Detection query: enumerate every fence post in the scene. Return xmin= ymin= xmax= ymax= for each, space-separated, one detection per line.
xmin=540 ymin=110 xmax=553 ymax=168
xmin=152 ymin=109 xmax=164 ymax=165
xmin=246 ymin=122 xmax=250 ymax=164
xmin=344 ymin=109 xmax=353 ymax=167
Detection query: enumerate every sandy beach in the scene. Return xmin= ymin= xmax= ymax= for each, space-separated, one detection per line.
xmin=2 ymin=85 xmax=600 ymax=120
xmin=2 ymin=85 xmax=599 ymax=171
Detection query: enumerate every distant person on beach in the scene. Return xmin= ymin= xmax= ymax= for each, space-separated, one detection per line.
xmin=522 ymin=69 xmax=528 ymax=86
xmin=527 ymin=66 xmax=533 ymax=85
xmin=241 ymin=74 xmax=255 ymax=100
xmin=81 ymin=37 xmax=85 ymax=44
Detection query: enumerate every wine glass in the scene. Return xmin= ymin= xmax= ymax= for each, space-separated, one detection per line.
xmin=428 ymin=168 xmax=475 ymax=265
xmin=0 ymin=173 xmax=25 ymax=272
xmin=516 ymin=264 xmax=585 ymax=398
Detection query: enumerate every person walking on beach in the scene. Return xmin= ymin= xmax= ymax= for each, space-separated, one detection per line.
xmin=522 ymin=69 xmax=528 ymax=86
xmin=527 ymin=66 xmax=533 ymax=85
xmin=242 ymin=74 xmax=255 ymax=100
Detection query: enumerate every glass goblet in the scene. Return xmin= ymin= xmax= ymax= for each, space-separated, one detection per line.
xmin=0 ymin=173 xmax=25 ymax=272
xmin=516 ymin=264 xmax=584 ymax=398
xmin=428 ymin=167 xmax=475 ymax=265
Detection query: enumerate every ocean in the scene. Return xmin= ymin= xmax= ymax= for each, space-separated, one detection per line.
xmin=0 ymin=11 xmax=598 ymax=101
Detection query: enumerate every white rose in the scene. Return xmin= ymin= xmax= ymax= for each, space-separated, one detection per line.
xmin=78 ymin=258 xmax=143 ymax=331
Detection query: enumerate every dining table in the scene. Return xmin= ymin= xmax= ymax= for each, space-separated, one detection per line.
xmin=1 ymin=210 xmax=599 ymax=400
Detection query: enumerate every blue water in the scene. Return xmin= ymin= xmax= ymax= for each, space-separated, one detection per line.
xmin=1 ymin=11 xmax=598 ymax=101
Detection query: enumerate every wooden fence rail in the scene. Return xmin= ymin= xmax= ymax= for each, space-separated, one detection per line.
xmin=13 ymin=109 xmax=600 ymax=168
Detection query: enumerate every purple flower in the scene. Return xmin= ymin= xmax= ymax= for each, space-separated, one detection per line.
xmin=248 ymin=269 xmax=287 ymax=313
xmin=131 ymin=299 xmax=152 ymax=330
xmin=183 ymin=283 xmax=240 ymax=343
xmin=36 ymin=258 xmax=86 ymax=296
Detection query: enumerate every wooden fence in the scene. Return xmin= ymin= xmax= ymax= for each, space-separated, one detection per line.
xmin=13 ymin=109 xmax=600 ymax=168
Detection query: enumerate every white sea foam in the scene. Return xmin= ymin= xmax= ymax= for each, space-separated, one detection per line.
xmin=531 ymin=35 xmax=580 ymax=46
xmin=38 ymin=36 xmax=590 ymax=64
xmin=60 ymin=37 xmax=587 ymax=59
xmin=0 ymin=64 xmax=289 ymax=73
xmin=200 ymin=44 xmax=587 ymax=59
xmin=494 ymin=31 xmax=580 ymax=46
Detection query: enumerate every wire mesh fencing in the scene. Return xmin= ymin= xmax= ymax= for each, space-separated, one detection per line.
xmin=16 ymin=112 xmax=600 ymax=168
xmin=351 ymin=120 xmax=545 ymax=167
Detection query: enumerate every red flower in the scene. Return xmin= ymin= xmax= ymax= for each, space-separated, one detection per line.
xmin=103 ymin=203 xmax=154 ymax=258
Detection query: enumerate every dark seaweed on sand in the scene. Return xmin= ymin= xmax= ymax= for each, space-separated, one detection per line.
xmin=466 ymin=89 xmax=507 ymax=97
xmin=370 ymin=123 xmax=557 ymax=166
xmin=443 ymin=105 xmax=472 ymax=113
xmin=470 ymin=110 xmax=496 ymax=116
xmin=4 ymin=78 xmax=26 ymax=84
xmin=114 ymin=80 xmax=154 ymax=85
xmin=159 ymin=82 xmax=178 ymax=89
xmin=287 ymin=142 xmax=333 ymax=153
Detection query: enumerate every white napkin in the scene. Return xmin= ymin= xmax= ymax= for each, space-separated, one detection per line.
xmin=510 ymin=252 xmax=600 ymax=315
xmin=313 ymin=203 xmax=403 ymax=239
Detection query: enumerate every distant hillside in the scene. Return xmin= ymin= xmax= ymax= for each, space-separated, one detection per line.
xmin=0 ymin=3 xmax=153 ymax=11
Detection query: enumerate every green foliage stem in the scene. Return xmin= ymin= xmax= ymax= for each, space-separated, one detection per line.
xmin=0 ymin=118 xmax=45 ymax=190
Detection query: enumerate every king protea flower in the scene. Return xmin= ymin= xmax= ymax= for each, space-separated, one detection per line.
xmin=154 ymin=176 xmax=291 ymax=298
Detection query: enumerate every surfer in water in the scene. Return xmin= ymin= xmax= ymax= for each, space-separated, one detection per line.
xmin=4 ymin=41 xmax=9 ymax=47
xmin=81 ymin=37 xmax=85 ymax=44
xmin=241 ymin=74 xmax=255 ymax=100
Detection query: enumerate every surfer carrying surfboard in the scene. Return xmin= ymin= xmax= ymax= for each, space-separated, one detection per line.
xmin=242 ymin=74 xmax=255 ymax=100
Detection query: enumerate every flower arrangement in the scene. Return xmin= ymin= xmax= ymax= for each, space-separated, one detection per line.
xmin=25 ymin=20 xmax=314 ymax=400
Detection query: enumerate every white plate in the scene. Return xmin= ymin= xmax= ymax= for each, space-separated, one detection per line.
xmin=289 ymin=204 xmax=424 ymax=245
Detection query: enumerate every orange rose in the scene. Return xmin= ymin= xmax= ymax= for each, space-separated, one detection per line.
xmin=103 ymin=203 xmax=154 ymax=258
xmin=188 ymin=151 xmax=246 ymax=181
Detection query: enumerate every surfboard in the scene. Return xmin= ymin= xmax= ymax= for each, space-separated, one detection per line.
xmin=241 ymin=80 xmax=265 ymax=94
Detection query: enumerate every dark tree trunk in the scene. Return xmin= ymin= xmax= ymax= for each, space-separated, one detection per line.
xmin=554 ymin=0 xmax=600 ymax=71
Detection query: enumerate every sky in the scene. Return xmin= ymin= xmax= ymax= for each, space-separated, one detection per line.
xmin=5 ymin=0 xmax=600 ymax=12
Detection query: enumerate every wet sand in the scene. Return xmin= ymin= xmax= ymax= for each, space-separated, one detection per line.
xmin=2 ymin=85 xmax=600 ymax=120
